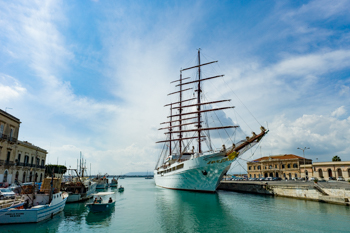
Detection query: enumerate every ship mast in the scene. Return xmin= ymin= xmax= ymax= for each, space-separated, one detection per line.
xmin=158 ymin=50 xmax=237 ymax=155
xmin=197 ymin=49 xmax=202 ymax=153
xmin=169 ymin=103 xmax=172 ymax=155
xmin=179 ymin=72 xmax=183 ymax=154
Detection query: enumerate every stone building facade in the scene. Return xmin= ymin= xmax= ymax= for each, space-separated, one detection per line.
xmin=0 ymin=109 xmax=47 ymax=185
xmin=247 ymin=154 xmax=312 ymax=180
xmin=300 ymin=161 xmax=350 ymax=180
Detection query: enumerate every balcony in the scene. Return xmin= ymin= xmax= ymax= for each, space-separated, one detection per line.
xmin=0 ymin=134 xmax=7 ymax=141
xmin=0 ymin=134 xmax=17 ymax=143
xmin=7 ymin=137 xmax=17 ymax=144
xmin=4 ymin=160 xmax=15 ymax=168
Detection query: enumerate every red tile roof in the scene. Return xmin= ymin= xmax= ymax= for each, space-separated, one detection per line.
xmin=251 ymin=154 xmax=308 ymax=162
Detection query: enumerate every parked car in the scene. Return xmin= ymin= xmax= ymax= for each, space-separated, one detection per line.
xmin=337 ymin=177 xmax=345 ymax=181
xmin=309 ymin=177 xmax=316 ymax=181
xmin=328 ymin=177 xmax=336 ymax=181
xmin=318 ymin=179 xmax=326 ymax=182
xmin=272 ymin=177 xmax=282 ymax=181
xmin=259 ymin=177 xmax=266 ymax=181
xmin=0 ymin=188 xmax=16 ymax=199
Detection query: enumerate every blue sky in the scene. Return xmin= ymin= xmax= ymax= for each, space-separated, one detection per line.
xmin=0 ymin=0 xmax=350 ymax=174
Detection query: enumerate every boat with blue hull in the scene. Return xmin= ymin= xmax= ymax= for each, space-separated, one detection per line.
xmin=86 ymin=192 xmax=115 ymax=212
xmin=154 ymin=50 xmax=267 ymax=192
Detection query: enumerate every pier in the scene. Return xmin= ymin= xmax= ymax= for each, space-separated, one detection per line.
xmin=219 ymin=180 xmax=350 ymax=206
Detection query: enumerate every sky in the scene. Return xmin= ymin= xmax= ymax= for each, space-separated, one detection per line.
xmin=0 ymin=0 xmax=350 ymax=175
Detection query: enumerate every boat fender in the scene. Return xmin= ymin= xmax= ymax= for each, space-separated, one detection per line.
xmin=202 ymin=170 xmax=208 ymax=176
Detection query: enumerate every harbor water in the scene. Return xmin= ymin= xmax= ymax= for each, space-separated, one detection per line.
xmin=1 ymin=178 xmax=350 ymax=233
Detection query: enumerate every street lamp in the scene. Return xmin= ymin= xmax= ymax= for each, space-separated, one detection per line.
xmin=297 ymin=147 xmax=310 ymax=180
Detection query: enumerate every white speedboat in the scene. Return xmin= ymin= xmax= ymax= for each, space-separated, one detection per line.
xmin=154 ymin=50 xmax=267 ymax=192
xmin=0 ymin=178 xmax=68 ymax=224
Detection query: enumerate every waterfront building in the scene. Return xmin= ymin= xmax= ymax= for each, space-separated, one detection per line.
xmin=247 ymin=154 xmax=312 ymax=179
xmin=0 ymin=109 xmax=47 ymax=184
xmin=300 ymin=161 xmax=350 ymax=180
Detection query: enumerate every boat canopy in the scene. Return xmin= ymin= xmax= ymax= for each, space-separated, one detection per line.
xmin=93 ymin=192 xmax=114 ymax=196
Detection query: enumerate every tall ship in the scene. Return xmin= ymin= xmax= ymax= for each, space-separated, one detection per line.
xmin=154 ymin=50 xmax=268 ymax=192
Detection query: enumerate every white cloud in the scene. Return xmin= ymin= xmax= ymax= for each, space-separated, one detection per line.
xmin=260 ymin=113 xmax=350 ymax=161
xmin=331 ymin=106 xmax=346 ymax=117
xmin=0 ymin=74 xmax=26 ymax=101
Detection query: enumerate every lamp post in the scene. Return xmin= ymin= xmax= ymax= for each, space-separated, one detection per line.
xmin=297 ymin=147 xmax=310 ymax=180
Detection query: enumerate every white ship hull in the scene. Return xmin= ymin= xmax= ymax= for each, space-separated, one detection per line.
xmin=154 ymin=151 xmax=236 ymax=192
xmin=0 ymin=192 xmax=68 ymax=224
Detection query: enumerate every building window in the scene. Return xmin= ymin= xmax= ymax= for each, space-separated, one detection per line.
xmin=318 ymin=169 xmax=323 ymax=178
xmin=254 ymin=174 xmax=256 ymax=178
xmin=3 ymin=170 xmax=8 ymax=182
xmin=15 ymin=171 xmax=19 ymax=182
xmin=36 ymin=158 xmax=39 ymax=166
xmin=41 ymin=160 xmax=45 ymax=167
xmin=254 ymin=166 xmax=256 ymax=170
xmin=328 ymin=169 xmax=332 ymax=178
xmin=295 ymin=173 xmax=298 ymax=178
xmin=282 ymin=164 xmax=285 ymax=169
xmin=269 ymin=165 xmax=272 ymax=169
xmin=258 ymin=166 xmax=261 ymax=170
xmin=287 ymin=164 xmax=291 ymax=168
xmin=31 ymin=157 xmax=34 ymax=166
xmin=29 ymin=172 xmax=32 ymax=182
xmin=40 ymin=173 xmax=43 ymax=182
xmin=35 ymin=173 xmax=38 ymax=182
xmin=0 ymin=124 xmax=4 ymax=137
xmin=293 ymin=164 xmax=298 ymax=168
xmin=22 ymin=172 xmax=26 ymax=182
xmin=24 ymin=156 xmax=29 ymax=166
xmin=248 ymin=166 xmax=251 ymax=170
xmin=249 ymin=174 xmax=252 ymax=178
xmin=9 ymin=128 xmax=14 ymax=139
xmin=17 ymin=153 xmax=21 ymax=163
xmin=337 ymin=169 xmax=342 ymax=177
xmin=275 ymin=165 xmax=277 ymax=168
xmin=6 ymin=151 xmax=11 ymax=162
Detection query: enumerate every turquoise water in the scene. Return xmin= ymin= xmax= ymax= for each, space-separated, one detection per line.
xmin=1 ymin=178 xmax=350 ymax=232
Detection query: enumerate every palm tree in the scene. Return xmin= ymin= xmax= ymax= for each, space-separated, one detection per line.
xmin=332 ymin=155 xmax=341 ymax=161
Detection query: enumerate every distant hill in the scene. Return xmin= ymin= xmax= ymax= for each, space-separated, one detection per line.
xmin=123 ymin=172 xmax=152 ymax=176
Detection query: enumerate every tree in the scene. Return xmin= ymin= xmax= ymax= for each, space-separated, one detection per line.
xmin=45 ymin=164 xmax=67 ymax=177
xmin=332 ymin=155 xmax=341 ymax=161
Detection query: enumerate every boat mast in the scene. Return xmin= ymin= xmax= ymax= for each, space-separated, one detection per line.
xmin=197 ymin=49 xmax=202 ymax=153
xmin=169 ymin=103 xmax=172 ymax=155
xmin=179 ymin=71 xmax=183 ymax=154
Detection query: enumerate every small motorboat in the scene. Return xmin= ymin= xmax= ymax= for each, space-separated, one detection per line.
xmin=86 ymin=192 xmax=115 ymax=212
xmin=118 ymin=186 xmax=124 ymax=192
